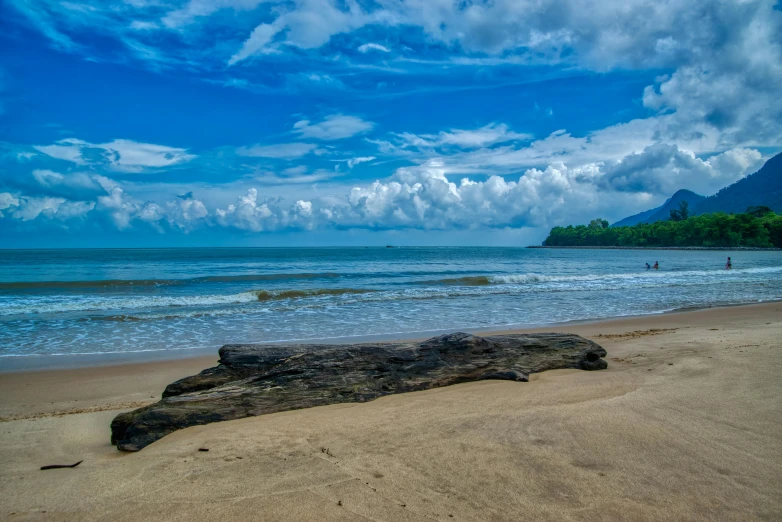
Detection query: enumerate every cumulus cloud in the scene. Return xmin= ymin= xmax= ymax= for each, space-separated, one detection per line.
xmin=325 ymin=145 xmax=765 ymax=230
xmin=90 ymin=185 xmax=210 ymax=231
xmin=3 ymin=2 xmax=780 ymax=239
xmin=215 ymin=188 xmax=315 ymax=231
xmin=166 ymin=192 xmax=208 ymax=230
xmin=29 ymin=169 xmax=114 ymax=199
xmin=292 ymin=115 xmax=374 ymax=141
xmin=0 ymin=175 xmax=209 ymax=232
xmin=0 ymin=142 xmax=770 ymax=235
xmin=374 ymin=117 xmax=740 ymax=181
xmin=601 ymin=144 xmax=763 ymax=195
xmin=326 ymin=160 xmax=607 ymax=229
xmin=0 ymin=192 xmax=94 ymax=222
xmin=0 ymin=192 xmax=20 ymax=218
xmin=34 ymin=138 xmax=196 ymax=172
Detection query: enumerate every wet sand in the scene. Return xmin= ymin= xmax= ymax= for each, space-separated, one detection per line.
xmin=1 ymin=303 xmax=781 ymax=521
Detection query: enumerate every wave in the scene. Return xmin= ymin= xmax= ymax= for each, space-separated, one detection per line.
xmin=425 ymin=266 xmax=782 ymax=286
xmin=0 ymin=279 xmax=182 ymax=290
xmin=0 ymin=287 xmax=376 ymax=317
xmin=252 ymin=288 xmax=374 ymax=301
xmin=2 ymin=266 xmax=781 ymax=318
xmin=429 ymin=276 xmax=493 ymax=286
xmin=198 ymin=273 xmax=341 ymax=283
xmin=0 ymin=272 xmax=343 ymax=291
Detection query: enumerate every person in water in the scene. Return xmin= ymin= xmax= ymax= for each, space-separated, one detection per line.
xmin=645 ymin=263 xmax=651 ymax=269
xmin=653 ymin=261 xmax=659 ymax=270
xmin=726 ymin=257 xmax=732 ymax=270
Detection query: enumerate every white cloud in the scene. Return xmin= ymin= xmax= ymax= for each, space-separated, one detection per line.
xmin=16 ymin=152 xmax=37 ymax=161
xmin=331 ymin=161 xmax=600 ymax=229
xmin=346 ymin=156 xmax=376 ymax=169
xmin=395 ymin=123 xmax=533 ymax=150
xmin=215 ymin=188 xmax=315 ymax=231
xmin=94 ymin=185 xmax=209 ymax=231
xmin=8 ymin=0 xmax=781 ymax=161
xmin=323 ymin=145 xmax=765 ymax=230
xmin=96 ymin=186 xmax=138 ymax=229
xmin=218 ymin=0 xmax=778 ymax=72
xmin=52 ymin=200 xmax=96 ymax=221
xmin=358 ymin=43 xmax=390 ymax=53
xmin=1 ymin=188 xmax=94 ymax=223
xmin=227 ymin=21 xmax=284 ymax=65
xmin=34 ymin=139 xmax=87 ymax=164
xmin=0 ymin=192 xmax=20 ymax=217
xmin=34 ymin=138 xmax=196 ymax=172
xmin=254 ymin=166 xmax=340 ymax=184
xmin=163 ymin=0 xmax=269 ymax=29
xmin=228 ymin=1 xmax=369 ymax=64
xmin=15 ymin=197 xmax=65 ymax=221
xmin=601 ymin=144 xmax=763 ymax=195
xmin=129 ymin=20 xmax=157 ymax=30
xmin=1 ymin=143 xmax=772 ymax=234
xmin=30 ymin=169 xmax=112 ymax=199
xmin=236 ymin=142 xmax=323 ymax=159
xmin=292 ymin=114 xmax=374 ymax=141
xmin=373 ymin=117 xmax=730 ymax=182
xmin=166 ymin=192 xmax=208 ymax=230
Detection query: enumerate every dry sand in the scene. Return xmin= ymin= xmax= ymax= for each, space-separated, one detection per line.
xmin=1 ymin=303 xmax=781 ymax=521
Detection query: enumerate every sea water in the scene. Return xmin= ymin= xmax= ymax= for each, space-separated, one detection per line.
xmin=0 ymin=247 xmax=780 ymax=361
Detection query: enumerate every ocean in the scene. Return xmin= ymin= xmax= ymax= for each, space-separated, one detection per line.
xmin=1 ymin=247 xmax=781 ymax=363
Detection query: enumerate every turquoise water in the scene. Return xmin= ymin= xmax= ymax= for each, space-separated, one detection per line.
xmin=0 ymin=247 xmax=780 ymax=360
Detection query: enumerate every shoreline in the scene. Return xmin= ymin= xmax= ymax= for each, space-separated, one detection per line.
xmin=1 ymin=301 xmax=780 ymax=520
xmin=2 ymin=299 xmax=779 ymax=373
xmin=528 ymin=245 xmax=782 ymax=250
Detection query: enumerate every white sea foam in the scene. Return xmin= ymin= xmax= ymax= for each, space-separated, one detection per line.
xmin=489 ymin=266 xmax=782 ymax=285
xmin=1 ymin=266 xmax=780 ymax=318
xmin=0 ymin=291 xmax=262 ymax=317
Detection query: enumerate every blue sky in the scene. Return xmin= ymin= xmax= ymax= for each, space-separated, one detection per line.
xmin=1 ymin=0 xmax=781 ymax=247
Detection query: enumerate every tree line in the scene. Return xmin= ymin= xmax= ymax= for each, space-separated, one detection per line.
xmin=543 ymin=207 xmax=782 ymax=248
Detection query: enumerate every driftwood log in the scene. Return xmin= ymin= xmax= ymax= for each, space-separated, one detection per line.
xmin=111 ymin=332 xmax=607 ymax=451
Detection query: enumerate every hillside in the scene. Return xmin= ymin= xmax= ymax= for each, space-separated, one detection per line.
xmin=695 ymin=152 xmax=782 ymax=215
xmin=612 ymin=189 xmax=704 ymax=227
xmin=544 ymin=211 xmax=782 ymax=248
xmin=611 ymin=152 xmax=782 ymax=226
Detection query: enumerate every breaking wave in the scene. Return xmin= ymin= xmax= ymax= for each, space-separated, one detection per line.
xmin=2 ymin=266 xmax=781 ymax=319
xmin=0 ymin=287 xmax=377 ymax=317
xmin=425 ymin=266 xmax=782 ymax=286
xmin=0 ymin=272 xmax=342 ymax=291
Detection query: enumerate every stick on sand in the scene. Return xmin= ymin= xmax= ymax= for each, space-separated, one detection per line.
xmin=40 ymin=461 xmax=83 ymax=471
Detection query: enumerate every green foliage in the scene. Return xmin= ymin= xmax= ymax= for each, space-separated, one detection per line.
xmin=588 ymin=218 xmax=609 ymax=230
xmin=543 ymin=211 xmax=782 ymax=248
xmin=669 ymin=200 xmax=689 ymax=221
xmin=746 ymin=205 xmax=774 ymax=218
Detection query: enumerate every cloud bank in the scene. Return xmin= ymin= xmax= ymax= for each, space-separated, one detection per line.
xmin=0 ymin=142 xmax=766 ymax=236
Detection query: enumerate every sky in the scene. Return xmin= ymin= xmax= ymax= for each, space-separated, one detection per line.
xmin=1 ymin=0 xmax=781 ymax=247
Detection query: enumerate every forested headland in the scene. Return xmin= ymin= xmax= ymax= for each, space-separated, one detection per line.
xmin=543 ymin=206 xmax=782 ymax=248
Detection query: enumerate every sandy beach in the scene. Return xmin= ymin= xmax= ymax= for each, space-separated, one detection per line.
xmin=1 ymin=303 xmax=781 ymax=521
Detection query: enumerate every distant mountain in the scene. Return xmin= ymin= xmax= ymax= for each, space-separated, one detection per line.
xmin=695 ymin=152 xmax=782 ymax=215
xmin=612 ymin=189 xmax=704 ymax=227
xmin=612 ymin=152 xmax=782 ymax=226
